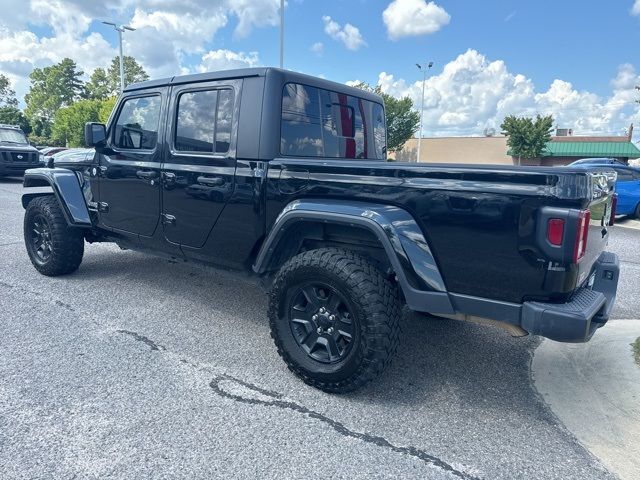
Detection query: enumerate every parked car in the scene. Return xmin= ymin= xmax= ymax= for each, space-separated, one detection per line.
xmin=572 ymin=162 xmax=640 ymax=218
xmin=0 ymin=123 xmax=41 ymax=177
xmin=21 ymin=68 xmax=620 ymax=392
xmin=49 ymin=148 xmax=94 ymax=167
xmin=568 ymin=157 xmax=627 ymax=166
xmin=40 ymin=146 xmax=67 ymax=156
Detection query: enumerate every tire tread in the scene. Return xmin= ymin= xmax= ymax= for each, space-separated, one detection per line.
xmin=24 ymin=196 xmax=84 ymax=276
xmin=268 ymin=248 xmax=401 ymax=393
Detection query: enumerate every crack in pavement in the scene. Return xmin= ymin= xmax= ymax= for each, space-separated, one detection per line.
xmin=0 ymin=241 xmax=22 ymax=247
xmin=209 ymin=374 xmax=480 ymax=480
xmin=114 ymin=327 xmax=480 ymax=478
xmin=115 ymin=329 xmax=166 ymax=351
xmin=0 ymin=280 xmax=76 ymax=312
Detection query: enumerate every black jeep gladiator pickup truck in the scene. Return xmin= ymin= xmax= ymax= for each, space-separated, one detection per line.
xmin=21 ymin=68 xmax=620 ymax=392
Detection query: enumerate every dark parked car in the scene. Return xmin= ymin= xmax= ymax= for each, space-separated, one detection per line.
xmin=0 ymin=124 xmax=41 ymax=177
xmin=568 ymin=157 xmax=626 ymax=166
xmin=21 ymin=68 xmax=620 ymax=392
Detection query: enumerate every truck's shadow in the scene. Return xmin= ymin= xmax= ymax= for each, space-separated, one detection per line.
xmin=75 ymin=248 xmax=548 ymax=417
xmin=0 ymin=176 xmax=24 ymax=184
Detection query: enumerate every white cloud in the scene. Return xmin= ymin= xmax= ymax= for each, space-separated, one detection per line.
xmin=197 ymin=49 xmax=259 ymax=72
xmin=322 ymin=16 xmax=366 ymax=51
xmin=632 ymin=0 xmax=640 ymax=16
xmin=0 ymin=0 xmax=284 ymax=104
xmin=310 ymin=42 xmax=324 ymax=56
xmin=373 ymin=49 xmax=640 ymax=138
xmin=228 ymin=0 xmax=282 ymax=38
xmin=382 ymin=0 xmax=450 ymax=40
xmin=0 ymin=26 xmax=116 ymax=105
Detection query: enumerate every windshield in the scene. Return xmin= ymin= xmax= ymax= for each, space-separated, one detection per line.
xmin=0 ymin=128 xmax=28 ymax=144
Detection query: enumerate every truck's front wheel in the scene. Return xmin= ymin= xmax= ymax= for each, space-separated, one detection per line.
xmin=268 ymin=248 xmax=401 ymax=393
xmin=24 ymin=196 xmax=84 ymax=276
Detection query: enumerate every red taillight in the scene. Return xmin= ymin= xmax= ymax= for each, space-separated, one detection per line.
xmin=573 ymin=210 xmax=590 ymax=263
xmin=609 ymin=195 xmax=617 ymax=226
xmin=546 ymin=218 xmax=565 ymax=246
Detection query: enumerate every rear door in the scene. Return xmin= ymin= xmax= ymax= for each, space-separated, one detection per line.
xmin=613 ymin=167 xmax=640 ymax=215
xmin=97 ymin=91 xmax=165 ymax=236
xmin=161 ymin=80 xmax=240 ymax=247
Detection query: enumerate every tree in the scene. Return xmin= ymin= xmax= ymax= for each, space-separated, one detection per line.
xmin=99 ymin=96 xmax=117 ymax=123
xmin=0 ymin=74 xmax=18 ymax=107
xmin=501 ymin=114 xmax=554 ymax=164
xmin=51 ymin=97 xmax=116 ymax=147
xmin=106 ymin=56 xmax=149 ymax=95
xmin=85 ymin=68 xmax=111 ymax=100
xmin=0 ymin=106 xmax=31 ymax=134
xmin=24 ymin=58 xmax=85 ymax=129
xmin=352 ymin=82 xmax=420 ymax=153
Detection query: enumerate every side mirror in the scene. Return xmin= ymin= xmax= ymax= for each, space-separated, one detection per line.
xmin=85 ymin=122 xmax=107 ymax=148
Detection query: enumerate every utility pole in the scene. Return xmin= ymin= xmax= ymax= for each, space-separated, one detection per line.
xmin=280 ymin=0 xmax=285 ymax=68
xmin=415 ymin=61 xmax=433 ymax=162
xmin=102 ymin=21 xmax=136 ymax=93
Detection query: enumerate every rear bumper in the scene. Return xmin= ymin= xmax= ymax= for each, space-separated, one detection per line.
xmin=521 ymin=252 xmax=619 ymax=342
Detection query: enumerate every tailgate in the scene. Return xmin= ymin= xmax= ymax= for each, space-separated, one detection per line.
xmin=576 ymin=171 xmax=616 ymax=286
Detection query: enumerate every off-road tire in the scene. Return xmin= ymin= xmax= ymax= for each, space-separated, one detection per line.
xmin=268 ymin=248 xmax=401 ymax=393
xmin=24 ymin=196 xmax=84 ymax=276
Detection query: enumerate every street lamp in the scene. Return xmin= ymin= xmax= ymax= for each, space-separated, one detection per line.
xmin=102 ymin=21 xmax=136 ymax=93
xmin=415 ymin=61 xmax=433 ymax=162
xmin=280 ymin=0 xmax=284 ymax=68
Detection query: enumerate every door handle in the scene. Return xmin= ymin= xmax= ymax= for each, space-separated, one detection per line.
xmin=136 ymin=170 xmax=158 ymax=179
xmin=197 ymin=176 xmax=224 ymax=186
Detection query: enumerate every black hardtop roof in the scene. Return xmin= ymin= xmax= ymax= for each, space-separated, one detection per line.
xmin=123 ymin=67 xmax=383 ymax=104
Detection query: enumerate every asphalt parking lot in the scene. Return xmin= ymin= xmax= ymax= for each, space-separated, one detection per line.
xmin=0 ymin=176 xmax=638 ymax=479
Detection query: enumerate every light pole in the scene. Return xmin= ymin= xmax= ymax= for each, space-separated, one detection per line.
xmin=280 ymin=0 xmax=284 ymax=68
xmin=415 ymin=61 xmax=433 ymax=162
xmin=102 ymin=21 xmax=136 ymax=93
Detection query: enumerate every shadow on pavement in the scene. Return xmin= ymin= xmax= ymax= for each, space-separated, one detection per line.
xmin=0 ymin=176 xmax=24 ymax=184
xmin=73 ymin=248 xmax=548 ymax=418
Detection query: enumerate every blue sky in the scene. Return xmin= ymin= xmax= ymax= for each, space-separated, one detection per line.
xmin=1 ymin=0 xmax=639 ymax=138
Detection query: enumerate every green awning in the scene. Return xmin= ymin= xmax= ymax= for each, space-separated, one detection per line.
xmin=541 ymin=141 xmax=640 ymax=158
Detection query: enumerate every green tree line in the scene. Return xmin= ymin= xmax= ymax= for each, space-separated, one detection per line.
xmin=0 ymin=56 xmax=148 ymax=147
xmin=4 ymin=58 xmax=424 ymax=153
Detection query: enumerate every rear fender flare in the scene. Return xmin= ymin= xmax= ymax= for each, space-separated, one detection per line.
xmin=253 ymin=199 xmax=454 ymax=314
xmin=22 ymin=168 xmax=91 ymax=227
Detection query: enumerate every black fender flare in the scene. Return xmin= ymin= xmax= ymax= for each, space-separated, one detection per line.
xmin=22 ymin=168 xmax=92 ymax=227
xmin=253 ymin=199 xmax=455 ymax=314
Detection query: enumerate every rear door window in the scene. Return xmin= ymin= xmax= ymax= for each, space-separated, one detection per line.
xmin=174 ymin=88 xmax=234 ymax=155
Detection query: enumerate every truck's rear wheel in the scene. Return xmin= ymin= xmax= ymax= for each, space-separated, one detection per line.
xmin=268 ymin=248 xmax=401 ymax=393
xmin=24 ymin=196 xmax=84 ymax=276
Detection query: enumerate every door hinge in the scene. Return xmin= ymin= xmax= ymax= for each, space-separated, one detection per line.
xmin=162 ymin=213 xmax=176 ymax=225
xmin=98 ymin=202 xmax=109 ymax=213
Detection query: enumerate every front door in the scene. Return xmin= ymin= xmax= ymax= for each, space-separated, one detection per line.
xmin=161 ymin=81 xmax=240 ymax=248
xmin=97 ymin=91 xmax=166 ymax=236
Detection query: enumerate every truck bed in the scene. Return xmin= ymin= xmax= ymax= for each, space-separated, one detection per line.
xmin=266 ymin=159 xmax=615 ymax=304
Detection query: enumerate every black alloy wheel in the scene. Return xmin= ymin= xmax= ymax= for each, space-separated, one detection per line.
xmin=288 ymin=282 xmax=357 ymax=364
xmin=29 ymin=213 xmax=54 ymax=265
